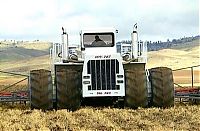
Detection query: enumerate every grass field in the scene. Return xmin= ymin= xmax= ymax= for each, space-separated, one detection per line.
xmin=0 ymin=104 xmax=199 ymax=131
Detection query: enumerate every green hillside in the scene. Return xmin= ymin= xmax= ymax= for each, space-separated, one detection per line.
xmin=0 ymin=47 xmax=49 ymax=62
xmin=171 ymin=39 xmax=199 ymax=51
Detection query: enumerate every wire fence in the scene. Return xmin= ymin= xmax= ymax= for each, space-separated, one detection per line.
xmin=0 ymin=70 xmax=29 ymax=103
xmin=173 ymin=65 xmax=200 ymax=103
xmin=173 ymin=65 xmax=200 ymax=88
xmin=0 ymin=70 xmax=29 ymax=91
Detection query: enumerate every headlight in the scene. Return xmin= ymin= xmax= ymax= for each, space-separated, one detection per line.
xmin=83 ymin=76 xmax=90 ymax=79
xmin=122 ymin=53 xmax=131 ymax=61
xmin=117 ymin=75 xmax=123 ymax=78
xmin=83 ymin=81 xmax=90 ymax=84
xmin=117 ymin=80 xmax=124 ymax=83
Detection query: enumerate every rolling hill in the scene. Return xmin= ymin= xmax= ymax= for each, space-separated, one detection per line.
xmin=0 ymin=47 xmax=49 ymax=62
xmin=0 ymin=41 xmax=51 ymax=74
xmin=147 ymin=46 xmax=200 ymax=69
xmin=0 ymin=38 xmax=199 ymax=74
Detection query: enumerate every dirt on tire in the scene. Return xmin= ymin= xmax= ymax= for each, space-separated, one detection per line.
xmin=149 ymin=67 xmax=174 ymax=107
xmin=30 ymin=69 xmax=53 ymax=110
xmin=56 ymin=69 xmax=81 ymax=110
xmin=125 ymin=70 xmax=148 ymax=108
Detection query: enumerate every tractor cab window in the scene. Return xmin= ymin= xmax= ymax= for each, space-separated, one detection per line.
xmin=83 ymin=33 xmax=114 ymax=47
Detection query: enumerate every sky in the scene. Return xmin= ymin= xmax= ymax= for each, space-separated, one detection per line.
xmin=0 ymin=0 xmax=199 ymax=44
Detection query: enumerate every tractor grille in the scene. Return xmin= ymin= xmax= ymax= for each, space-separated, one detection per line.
xmin=87 ymin=59 xmax=119 ymax=90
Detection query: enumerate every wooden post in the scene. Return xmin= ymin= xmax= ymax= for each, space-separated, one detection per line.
xmin=191 ymin=67 xmax=194 ymax=88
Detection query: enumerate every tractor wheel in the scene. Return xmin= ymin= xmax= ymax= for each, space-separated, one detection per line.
xmin=56 ymin=69 xmax=81 ymax=110
xmin=30 ymin=69 xmax=53 ymax=110
xmin=125 ymin=70 xmax=148 ymax=108
xmin=149 ymin=67 xmax=174 ymax=107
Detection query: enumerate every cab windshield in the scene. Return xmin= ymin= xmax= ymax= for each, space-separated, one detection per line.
xmin=83 ymin=33 xmax=114 ymax=47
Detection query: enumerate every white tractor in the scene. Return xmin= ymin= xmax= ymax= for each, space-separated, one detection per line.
xmin=29 ymin=24 xmax=174 ymax=110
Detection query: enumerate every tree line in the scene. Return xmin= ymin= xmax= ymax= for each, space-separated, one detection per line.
xmin=117 ymin=35 xmax=200 ymax=51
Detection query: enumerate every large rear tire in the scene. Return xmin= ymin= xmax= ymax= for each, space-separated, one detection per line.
xmin=149 ymin=67 xmax=174 ymax=107
xmin=125 ymin=70 xmax=148 ymax=108
xmin=56 ymin=69 xmax=81 ymax=110
xmin=30 ymin=69 xmax=53 ymax=110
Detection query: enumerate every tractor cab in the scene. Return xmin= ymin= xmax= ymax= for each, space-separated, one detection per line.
xmin=80 ymin=28 xmax=118 ymax=55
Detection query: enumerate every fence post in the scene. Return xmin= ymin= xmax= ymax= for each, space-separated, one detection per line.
xmin=191 ymin=67 xmax=194 ymax=88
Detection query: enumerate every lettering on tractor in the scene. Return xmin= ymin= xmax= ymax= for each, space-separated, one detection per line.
xmin=97 ymin=92 xmax=103 ymax=95
xmin=29 ymin=24 xmax=174 ymax=110
xmin=95 ymin=55 xmax=111 ymax=59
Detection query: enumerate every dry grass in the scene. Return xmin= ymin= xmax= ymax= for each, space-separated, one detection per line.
xmin=147 ymin=45 xmax=200 ymax=69
xmin=0 ymin=104 xmax=199 ymax=131
xmin=0 ymin=85 xmax=28 ymax=92
xmin=17 ymin=41 xmax=51 ymax=51
xmin=0 ymin=55 xmax=51 ymax=74
xmin=0 ymin=41 xmax=51 ymax=51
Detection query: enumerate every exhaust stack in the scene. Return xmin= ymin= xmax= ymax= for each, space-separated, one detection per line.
xmin=61 ymin=27 xmax=69 ymax=60
xmin=131 ymin=23 xmax=138 ymax=59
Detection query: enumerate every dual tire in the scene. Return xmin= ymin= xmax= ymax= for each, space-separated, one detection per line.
xmin=30 ymin=69 xmax=81 ymax=110
xmin=125 ymin=67 xmax=174 ymax=108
